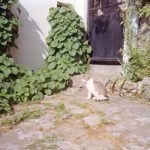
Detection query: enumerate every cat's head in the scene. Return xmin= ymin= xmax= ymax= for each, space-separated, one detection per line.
xmin=80 ymin=74 xmax=92 ymax=86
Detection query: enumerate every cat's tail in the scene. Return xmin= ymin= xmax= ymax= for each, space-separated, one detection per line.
xmin=105 ymin=79 xmax=111 ymax=87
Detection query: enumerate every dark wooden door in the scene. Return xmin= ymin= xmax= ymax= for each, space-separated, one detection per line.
xmin=88 ymin=0 xmax=124 ymax=62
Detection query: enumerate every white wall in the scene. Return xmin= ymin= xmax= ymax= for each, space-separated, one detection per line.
xmin=12 ymin=0 xmax=57 ymax=70
xmin=12 ymin=0 xmax=88 ymax=70
xmin=75 ymin=0 xmax=88 ymax=29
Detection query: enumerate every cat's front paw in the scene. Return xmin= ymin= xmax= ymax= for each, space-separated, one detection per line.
xmin=92 ymin=97 xmax=98 ymax=100
xmin=86 ymin=97 xmax=91 ymax=100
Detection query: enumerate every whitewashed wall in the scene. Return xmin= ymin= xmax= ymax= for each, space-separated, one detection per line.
xmin=12 ymin=0 xmax=88 ymax=70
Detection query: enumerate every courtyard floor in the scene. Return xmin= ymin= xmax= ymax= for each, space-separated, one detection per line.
xmin=0 ymin=86 xmax=150 ymax=150
xmin=0 ymin=65 xmax=150 ymax=150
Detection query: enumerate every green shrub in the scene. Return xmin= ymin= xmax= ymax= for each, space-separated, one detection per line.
xmin=122 ymin=0 xmax=150 ymax=82
xmin=0 ymin=53 xmax=32 ymax=114
xmin=46 ymin=5 xmax=91 ymax=76
xmin=122 ymin=48 xmax=150 ymax=82
xmin=0 ymin=4 xmax=91 ymax=114
xmin=0 ymin=0 xmax=20 ymax=52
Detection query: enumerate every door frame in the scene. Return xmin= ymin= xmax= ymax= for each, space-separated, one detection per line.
xmin=86 ymin=0 xmax=139 ymax=64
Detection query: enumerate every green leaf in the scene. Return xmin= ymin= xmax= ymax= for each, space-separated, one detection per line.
xmin=79 ymin=21 xmax=85 ymax=28
xmin=48 ymin=62 xmax=56 ymax=70
xmin=39 ymin=75 xmax=45 ymax=82
xmin=12 ymin=67 xmax=18 ymax=75
xmin=67 ymin=68 xmax=74 ymax=75
xmin=4 ymin=69 xmax=11 ymax=76
xmin=72 ymin=43 xmax=80 ymax=50
xmin=59 ymin=7 xmax=65 ymax=14
xmin=50 ymin=41 xmax=58 ymax=48
xmin=87 ymin=47 xmax=92 ymax=54
xmin=45 ymin=89 xmax=52 ymax=96
xmin=47 ymin=56 xmax=55 ymax=63
xmin=69 ymin=50 xmax=76 ymax=56
xmin=63 ymin=73 xmax=70 ymax=80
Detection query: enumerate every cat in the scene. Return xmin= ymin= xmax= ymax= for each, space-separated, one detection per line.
xmin=81 ymin=75 xmax=108 ymax=101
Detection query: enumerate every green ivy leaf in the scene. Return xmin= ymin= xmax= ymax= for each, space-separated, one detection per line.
xmin=50 ymin=41 xmax=58 ymax=48
xmin=59 ymin=7 xmax=65 ymax=14
xmin=67 ymin=68 xmax=74 ymax=75
xmin=48 ymin=62 xmax=56 ymax=70
xmin=12 ymin=67 xmax=18 ymax=75
xmin=69 ymin=50 xmax=76 ymax=56
xmin=87 ymin=47 xmax=92 ymax=54
xmin=45 ymin=89 xmax=52 ymax=96
xmin=72 ymin=43 xmax=80 ymax=50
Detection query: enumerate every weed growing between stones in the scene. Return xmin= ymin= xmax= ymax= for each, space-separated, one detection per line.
xmin=27 ymin=136 xmax=57 ymax=150
xmin=0 ymin=109 xmax=45 ymax=127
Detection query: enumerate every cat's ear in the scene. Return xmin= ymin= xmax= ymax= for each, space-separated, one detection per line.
xmin=81 ymin=74 xmax=86 ymax=82
xmin=81 ymin=78 xmax=86 ymax=82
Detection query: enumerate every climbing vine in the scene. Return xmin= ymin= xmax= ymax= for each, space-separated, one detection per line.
xmin=121 ymin=0 xmax=150 ymax=82
xmin=46 ymin=5 xmax=91 ymax=75
xmin=0 ymin=0 xmax=20 ymax=52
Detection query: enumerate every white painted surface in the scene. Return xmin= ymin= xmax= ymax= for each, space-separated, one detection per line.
xmin=75 ymin=0 xmax=88 ymax=29
xmin=11 ymin=0 xmax=88 ymax=70
xmin=11 ymin=0 xmax=57 ymax=70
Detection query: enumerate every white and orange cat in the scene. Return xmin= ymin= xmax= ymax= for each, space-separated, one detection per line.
xmin=81 ymin=76 xmax=108 ymax=101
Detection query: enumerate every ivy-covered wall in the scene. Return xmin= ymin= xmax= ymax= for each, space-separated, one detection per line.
xmin=122 ymin=0 xmax=150 ymax=81
xmin=11 ymin=0 xmax=89 ymax=70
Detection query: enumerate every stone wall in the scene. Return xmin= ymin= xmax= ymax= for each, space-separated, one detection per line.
xmin=106 ymin=77 xmax=150 ymax=100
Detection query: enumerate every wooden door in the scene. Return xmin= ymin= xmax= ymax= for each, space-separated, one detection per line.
xmin=88 ymin=0 xmax=124 ymax=62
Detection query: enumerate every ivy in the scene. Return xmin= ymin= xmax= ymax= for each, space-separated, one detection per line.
xmin=121 ymin=0 xmax=150 ymax=82
xmin=0 ymin=4 xmax=91 ymax=114
xmin=46 ymin=5 xmax=91 ymax=76
xmin=0 ymin=0 xmax=20 ymax=52
xmin=0 ymin=53 xmax=32 ymax=114
xmin=122 ymin=48 xmax=150 ymax=81
xmin=139 ymin=4 xmax=150 ymax=17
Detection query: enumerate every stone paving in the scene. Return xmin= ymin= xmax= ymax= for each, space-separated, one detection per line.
xmin=0 ymin=86 xmax=150 ymax=150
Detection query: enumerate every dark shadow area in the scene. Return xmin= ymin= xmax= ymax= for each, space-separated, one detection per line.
xmin=88 ymin=0 xmax=124 ymax=64
xmin=91 ymin=60 xmax=121 ymax=65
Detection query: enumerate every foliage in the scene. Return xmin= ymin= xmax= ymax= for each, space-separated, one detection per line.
xmin=46 ymin=5 xmax=91 ymax=76
xmin=27 ymin=136 xmax=57 ymax=150
xmin=121 ymin=0 xmax=150 ymax=82
xmin=0 ymin=53 xmax=32 ymax=114
xmin=0 ymin=109 xmax=44 ymax=126
xmin=0 ymin=0 xmax=20 ymax=52
xmin=0 ymin=4 xmax=91 ymax=114
xmin=135 ymin=0 xmax=150 ymax=17
xmin=139 ymin=4 xmax=150 ymax=17
xmin=122 ymin=48 xmax=150 ymax=82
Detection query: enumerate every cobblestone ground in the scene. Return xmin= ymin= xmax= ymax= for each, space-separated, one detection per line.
xmin=0 ymin=87 xmax=150 ymax=150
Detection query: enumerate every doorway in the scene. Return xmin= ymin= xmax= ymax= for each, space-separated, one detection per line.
xmin=88 ymin=0 xmax=124 ymax=63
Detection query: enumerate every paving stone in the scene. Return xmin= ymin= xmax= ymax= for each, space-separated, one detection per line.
xmin=142 ymin=77 xmax=150 ymax=86
xmin=57 ymin=141 xmax=81 ymax=150
xmin=122 ymin=144 xmax=148 ymax=150
xmin=81 ymin=138 xmax=115 ymax=150
xmin=106 ymin=123 xmax=129 ymax=136
xmin=143 ymin=86 xmax=150 ymax=100
xmin=55 ymin=122 xmax=86 ymax=140
xmin=16 ymin=129 xmax=43 ymax=140
xmin=70 ymin=108 xmax=88 ymax=115
xmin=0 ymin=84 xmax=150 ymax=150
xmin=83 ymin=115 xmax=100 ymax=127
xmin=0 ymin=143 xmax=20 ymax=150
